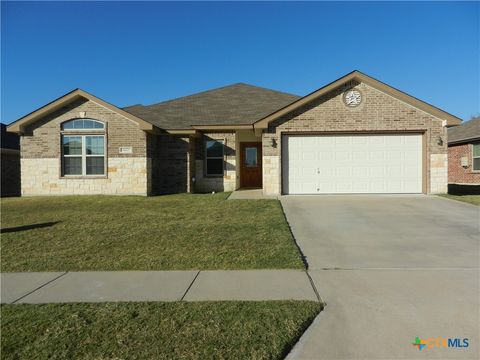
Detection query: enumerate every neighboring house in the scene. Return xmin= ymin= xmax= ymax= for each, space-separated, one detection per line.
xmin=1 ymin=123 xmax=21 ymax=197
xmin=7 ymin=71 xmax=461 ymax=196
xmin=447 ymin=117 xmax=480 ymax=194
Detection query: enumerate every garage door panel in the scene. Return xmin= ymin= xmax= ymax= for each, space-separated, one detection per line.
xmin=352 ymin=181 xmax=369 ymax=192
xmin=353 ymin=151 xmax=368 ymax=161
xmin=386 ymin=166 xmax=402 ymax=177
xmin=352 ymin=167 xmax=369 ymax=178
xmin=301 ymin=152 xmax=316 ymax=161
xmin=386 ymin=181 xmax=403 ymax=192
xmin=335 ymin=151 xmax=351 ymax=162
xmin=386 ymin=151 xmax=404 ymax=161
xmin=335 ymin=167 xmax=351 ymax=177
xmin=334 ymin=136 xmax=352 ymax=146
xmin=282 ymin=134 xmax=422 ymax=194
xmin=369 ymin=151 xmax=386 ymax=161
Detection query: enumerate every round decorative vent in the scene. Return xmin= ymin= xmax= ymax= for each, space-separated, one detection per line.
xmin=343 ymin=89 xmax=362 ymax=107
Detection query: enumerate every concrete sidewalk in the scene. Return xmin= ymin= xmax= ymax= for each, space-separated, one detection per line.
xmin=0 ymin=270 xmax=319 ymax=304
xmin=228 ymin=189 xmax=277 ymax=200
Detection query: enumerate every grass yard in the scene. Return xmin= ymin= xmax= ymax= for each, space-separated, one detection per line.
xmin=0 ymin=193 xmax=304 ymax=272
xmin=439 ymin=194 xmax=480 ymax=206
xmin=1 ymin=301 xmax=321 ymax=360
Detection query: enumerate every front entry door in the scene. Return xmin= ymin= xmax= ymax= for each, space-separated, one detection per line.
xmin=240 ymin=142 xmax=262 ymax=188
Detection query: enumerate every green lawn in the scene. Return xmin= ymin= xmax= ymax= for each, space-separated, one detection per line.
xmin=1 ymin=301 xmax=321 ymax=360
xmin=0 ymin=194 xmax=304 ymax=272
xmin=439 ymin=194 xmax=480 ymax=206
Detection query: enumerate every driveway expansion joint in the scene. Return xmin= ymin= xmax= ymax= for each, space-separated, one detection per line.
xmin=180 ymin=270 xmax=201 ymax=301
xmin=305 ymin=271 xmax=324 ymax=305
xmin=11 ymin=271 xmax=68 ymax=304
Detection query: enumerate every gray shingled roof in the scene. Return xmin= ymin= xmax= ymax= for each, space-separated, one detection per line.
xmin=123 ymin=83 xmax=300 ymax=130
xmin=448 ymin=117 xmax=480 ymax=144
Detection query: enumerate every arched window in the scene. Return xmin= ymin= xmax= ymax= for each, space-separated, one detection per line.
xmin=62 ymin=118 xmax=104 ymax=130
xmin=61 ymin=119 xmax=106 ymax=176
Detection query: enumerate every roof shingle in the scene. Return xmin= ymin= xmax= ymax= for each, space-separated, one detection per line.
xmin=123 ymin=83 xmax=300 ymax=130
xmin=448 ymin=117 xmax=480 ymax=144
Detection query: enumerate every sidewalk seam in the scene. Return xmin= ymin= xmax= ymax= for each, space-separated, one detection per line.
xmin=11 ymin=272 xmax=68 ymax=304
xmin=180 ymin=270 xmax=200 ymax=301
xmin=306 ymin=271 xmax=325 ymax=306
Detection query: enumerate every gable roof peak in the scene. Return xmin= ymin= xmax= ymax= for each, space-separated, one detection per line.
xmin=7 ymin=88 xmax=153 ymax=133
xmin=253 ymin=70 xmax=462 ymax=128
xmin=123 ymin=82 xmax=300 ymax=129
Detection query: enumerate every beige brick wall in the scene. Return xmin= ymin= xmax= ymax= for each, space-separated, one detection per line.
xmin=430 ymin=154 xmax=448 ymax=193
xmin=21 ymin=157 xmax=149 ymax=196
xmin=22 ymin=98 xmax=147 ymax=159
xmin=263 ymin=81 xmax=448 ymax=194
xmin=20 ymin=98 xmax=149 ymax=196
xmin=195 ymin=132 xmax=236 ymax=192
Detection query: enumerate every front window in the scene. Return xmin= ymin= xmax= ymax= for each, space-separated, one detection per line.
xmin=62 ymin=118 xmax=104 ymax=130
xmin=205 ymin=140 xmax=224 ymax=176
xmin=62 ymin=135 xmax=105 ymax=176
xmin=245 ymin=147 xmax=258 ymax=167
xmin=473 ymin=143 xmax=480 ymax=171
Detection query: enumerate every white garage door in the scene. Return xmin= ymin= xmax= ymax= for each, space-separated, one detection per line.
xmin=282 ymin=134 xmax=423 ymax=194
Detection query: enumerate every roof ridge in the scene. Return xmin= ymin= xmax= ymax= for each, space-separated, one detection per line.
xmin=143 ymin=83 xmax=248 ymax=108
xmin=232 ymin=82 xmax=300 ymax=98
xmin=134 ymin=82 xmax=300 ymax=109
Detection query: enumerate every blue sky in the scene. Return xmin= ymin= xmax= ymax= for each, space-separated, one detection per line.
xmin=1 ymin=1 xmax=479 ymax=124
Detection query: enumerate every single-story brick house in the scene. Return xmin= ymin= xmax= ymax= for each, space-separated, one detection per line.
xmin=447 ymin=117 xmax=480 ymax=194
xmin=7 ymin=71 xmax=461 ymax=196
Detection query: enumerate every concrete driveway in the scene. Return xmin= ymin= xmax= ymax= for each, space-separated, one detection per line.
xmin=281 ymin=195 xmax=479 ymax=360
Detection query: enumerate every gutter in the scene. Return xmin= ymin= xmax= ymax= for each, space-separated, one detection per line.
xmin=448 ymin=137 xmax=480 ymax=146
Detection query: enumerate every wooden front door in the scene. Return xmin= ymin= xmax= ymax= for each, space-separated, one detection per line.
xmin=240 ymin=142 xmax=262 ymax=188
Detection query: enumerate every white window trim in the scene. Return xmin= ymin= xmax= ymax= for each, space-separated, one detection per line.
xmin=205 ymin=139 xmax=224 ymax=177
xmin=473 ymin=143 xmax=480 ymax=172
xmin=62 ymin=134 xmax=106 ymax=177
xmin=62 ymin=118 xmax=105 ymax=131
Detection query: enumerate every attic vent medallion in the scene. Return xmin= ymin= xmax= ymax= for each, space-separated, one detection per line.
xmin=343 ymin=89 xmax=362 ymax=108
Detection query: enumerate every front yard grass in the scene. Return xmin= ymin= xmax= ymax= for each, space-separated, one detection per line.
xmin=1 ymin=301 xmax=322 ymax=360
xmin=0 ymin=193 xmax=304 ymax=271
xmin=439 ymin=194 xmax=480 ymax=206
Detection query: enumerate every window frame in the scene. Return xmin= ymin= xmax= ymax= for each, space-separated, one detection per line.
xmin=62 ymin=135 xmax=83 ymax=176
xmin=205 ymin=139 xmax=224 ymax=177
xmin=244 ymin=146 xmax=259 ymax=168
xmin=62 ymin=134 xmax=107 ymax=177
xmin=473 ymin=143 xmax=480 ymax=172
xmin=61 ymin=118 xmax=105 ymax=131
xmin=60 ymin=119 xmax=107 ymax=178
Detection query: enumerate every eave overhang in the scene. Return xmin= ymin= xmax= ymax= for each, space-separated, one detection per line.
xmin=7 ymin=89 xmax=154 ymax=134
